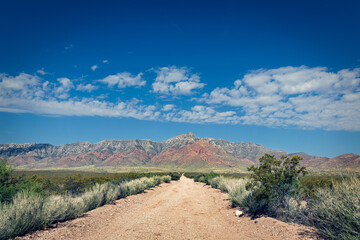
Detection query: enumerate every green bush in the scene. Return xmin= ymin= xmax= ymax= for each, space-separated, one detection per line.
xmin=194 ymin=171 xmax=219 ymax=184
xmin=197 ymin=175 xmax=206 ymax=183
xmin=0 ymin=159 xmax=44 ymax=203
xmin=162 ymin=175 xmax=172 ymax=183
xmin=168 ymin=172 xmax=181 ymax=181
xmin=243 ymin=154 xmax=307 ymax=216
xmin=0 ymin=159 xmax=15 ymax=203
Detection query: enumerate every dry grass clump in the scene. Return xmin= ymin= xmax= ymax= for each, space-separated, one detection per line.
xmin=0 ymin=192 xmax=47 ymax=239
xmin=208 ymin=176 xmax=251 ymax=206
xmin=123 ymin=176 xmax=164 ymax=195
xmin=306 ymin=176 xmax=360 ymax=240
xmin=0 ymin=175 xmax=171 ymax=240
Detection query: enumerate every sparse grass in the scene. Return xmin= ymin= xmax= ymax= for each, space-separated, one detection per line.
xmin=0 ymin=175 xmax=171 ymax=240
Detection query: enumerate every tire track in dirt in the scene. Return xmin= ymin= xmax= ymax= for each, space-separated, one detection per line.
xmin=17 ymin=176 xmax=318 ymax=240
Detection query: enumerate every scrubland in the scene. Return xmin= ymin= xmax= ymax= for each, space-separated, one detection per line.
xmin=0 ymin=159 xmax=178 ymax=239
xmin=1 ymin=155 xmax=359 ymax=240
xmin=0 ymin=176 xmax=172 ymax=239
xmin=192 ymin=171 xmax=360 ymax=240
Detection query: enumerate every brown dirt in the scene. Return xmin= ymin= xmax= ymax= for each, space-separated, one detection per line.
xmin=16 ymin=176 xmax=318 ymax=240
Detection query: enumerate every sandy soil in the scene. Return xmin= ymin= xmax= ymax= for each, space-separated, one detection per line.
xmin=16 ymin=176 xmax=318 ymax=240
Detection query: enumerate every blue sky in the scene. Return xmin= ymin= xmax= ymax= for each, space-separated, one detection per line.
xmin=0 ymin=0 xmax=359 ymax=157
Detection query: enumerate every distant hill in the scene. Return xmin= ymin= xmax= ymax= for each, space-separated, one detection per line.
xmin=0 ymin=133 xmax=359 ymax=170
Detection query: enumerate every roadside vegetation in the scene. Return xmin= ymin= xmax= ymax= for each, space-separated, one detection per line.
xmin=0 ymin=159 xmax=178 ymax=239
xmin=189 ymin=154 xmax=360 ymax=240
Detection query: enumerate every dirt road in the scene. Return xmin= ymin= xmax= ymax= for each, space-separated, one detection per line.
xmin=18 ymin=176 xmax=317 ymax=240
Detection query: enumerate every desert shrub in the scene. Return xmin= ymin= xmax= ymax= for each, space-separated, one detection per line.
xmin=208 ymin=176 xmax=221 ymax=189
xmin=183 ymin=172 xmax=198 ymax=178
xmin=162 ymin=175 xmax=172 ymax=183
xmin=168 ymin=172 xmax=181 ymax=181
xmin=124 ymin=178 xmax=146 ymax=195
xmin=116 ymin=184 xmax=127 ymax=199
xmin=197 ymin=175 xmax=206 ymax=183
xmin=194 ymin=171 xmax=219 ymax=184
xmin=208 ymin=176 xmax=231 ymax=193
xmin=82 ymin=183 xmax=116 ymax=212
xmin=243 ymin=154 xmax=307 ymax=216
xmin=44 ymin=194 xmax=84 ymax=223
xmin=208 ymin=176 xmax=251 ymax=207
xmin=0 ymin=159 xmax=44 ymax=203
xmin=227 ymin=179 xmax=251 ymax=207
xmin=0 ymin=159 xmax=15 ymax=203
xmin=306 ymin=176 xmax=360 ymax=240
xmin=123 ymin=176 xmax=169 ymax=195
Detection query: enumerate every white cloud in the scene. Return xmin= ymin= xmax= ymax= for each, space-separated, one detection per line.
xmin=0 ymin=73 xmax=159 ymax=120
xmin=167 ymin=105 xmax=240 ymax=124
xmin=0 ymin=73 xmax=40 ymax=91
xmin=91 ymin=60 xmax=109 ymax=71
xmin=91 ymin=65 xmax=99 ymax=71
xmin=0 ymin=96 xmax=160 ymax=120
xmin=36 ymin=69 xmax=47 ymax=76
xmin=98 ymin=72 xmax=146 ymax=88
xmin=161 ymin=104 xmax=175 ymax=111
xmin=152 ymin=66 xmax=205 ymax=95
xmin=1 ymin=66 xmax=360 ymax=131
xmin=76 ymin=83 xmax=98 ymax=92
xmin=57 ymin=78 xmax=73 ymax=89
xmin=202 ymin=66 xmax=360 ymax=130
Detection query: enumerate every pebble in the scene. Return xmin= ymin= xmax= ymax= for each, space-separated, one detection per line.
xmin=235 ymin=210 xmax=244 ymax=217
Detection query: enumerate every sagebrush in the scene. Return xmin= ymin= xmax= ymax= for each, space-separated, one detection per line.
xmin=0 ymin=175 xmax=171 ymax=240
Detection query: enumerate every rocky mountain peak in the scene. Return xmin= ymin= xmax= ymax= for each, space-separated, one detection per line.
xmin=163 ymin=132 xmax=198 ymax=150
xmin=336 ymin=153 xmax=358 ymax=159
xmin=166 ymin=132 xmax=196 ymax=141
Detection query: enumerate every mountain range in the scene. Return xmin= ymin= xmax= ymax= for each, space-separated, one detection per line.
xmin=0 ymin=132 xmax=359 ymax=170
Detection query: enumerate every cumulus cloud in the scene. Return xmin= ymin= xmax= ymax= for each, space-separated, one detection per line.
xmin=91 ymin=65 xmax=99 ymax=71
xmin=202 ymin=66 xmax=360 ymax=130
xmin=98 ymin=72 xmax=146 ymax=88
xmin=1 ymin=66 xmax=360 ymax=131
xmin=55 ymin=77 xmax=74 ymax=99
xmin=76 ymin=83 xmax=98 ymax=92
xmin=161 ymin=104 xmax=175 ymax=111
xmin=166 ymin=105 xmax=240 ymax=124
xmin=152 ymin=66 xmax=205 ymax=95
xmin=0 ymin=73 xmax=159 ymax=120
xmin=0 ymin=73 xmax=40 ymax=91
